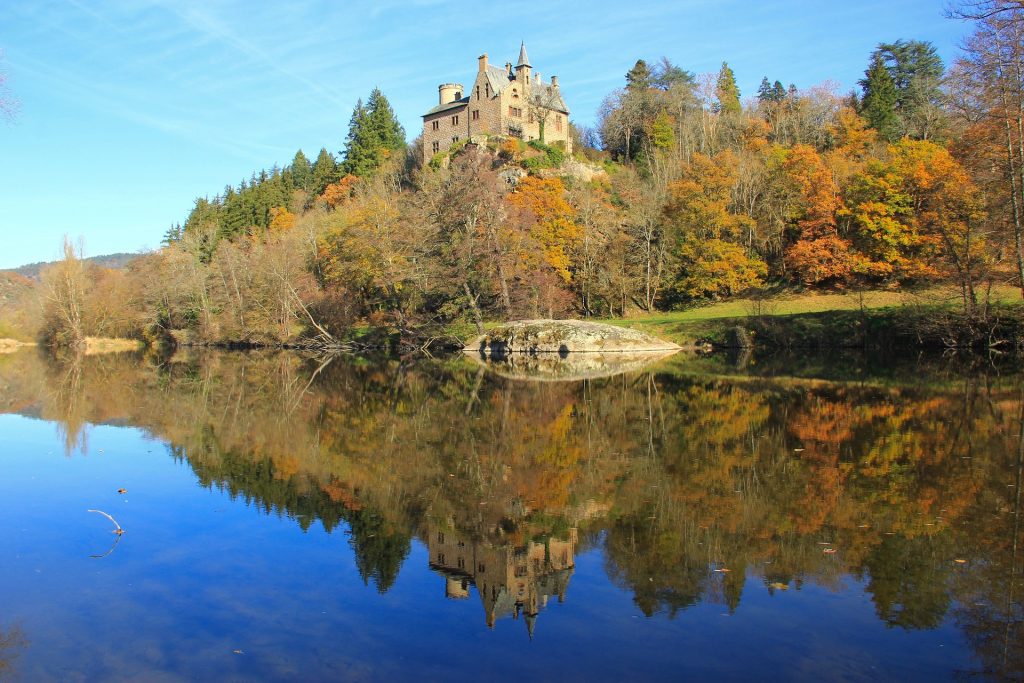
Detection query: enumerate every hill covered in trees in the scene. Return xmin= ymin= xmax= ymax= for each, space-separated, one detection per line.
xmin=14 ymin=1 xmax=1024 ymax=349
xmin=8 ymin=252 xmax=139 ymax=281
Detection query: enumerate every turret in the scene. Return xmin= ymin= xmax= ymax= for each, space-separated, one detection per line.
xmin=438 ymin=83 xmax=464 ymax=105
xmin=514 ymin=41 xmax=531 ymax=89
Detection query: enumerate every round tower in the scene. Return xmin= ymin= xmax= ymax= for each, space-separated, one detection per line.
xmin=438 ymin=83 xmax=464 ymax=105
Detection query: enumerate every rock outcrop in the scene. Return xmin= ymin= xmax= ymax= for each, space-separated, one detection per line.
xmin=466 ymin=319 xmax=680 ymax=355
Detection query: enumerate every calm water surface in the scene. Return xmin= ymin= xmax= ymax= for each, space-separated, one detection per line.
xmin=0 ymin=348 xmax=1021 ymax=682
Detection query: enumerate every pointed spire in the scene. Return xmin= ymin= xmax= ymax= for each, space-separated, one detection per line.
xmin=516 ymin=41 xmax=531 ymax=68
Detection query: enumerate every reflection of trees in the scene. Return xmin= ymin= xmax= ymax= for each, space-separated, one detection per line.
xmin=0 ymin=623 xmax=27 ymax=678
xmin=862 ymin=535 xmax=951 ymax=630
xmin=0 ymin=349 xmax=1022 ymax=660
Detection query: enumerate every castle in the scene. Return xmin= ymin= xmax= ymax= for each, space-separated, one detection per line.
xmin=427 ymin=522 xmax=576 ymax=637
xmin=421 ymin=43 xmax=571 ymax=162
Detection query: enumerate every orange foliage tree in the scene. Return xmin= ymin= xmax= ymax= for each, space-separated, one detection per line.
xmin=781 ymin=144 xmax=855 ymax=285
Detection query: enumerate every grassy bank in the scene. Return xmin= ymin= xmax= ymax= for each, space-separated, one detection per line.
xmin=607 ymin=286 xmax=1024 ymax=350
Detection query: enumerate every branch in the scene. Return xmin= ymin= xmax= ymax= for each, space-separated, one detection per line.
xmin=87 ymin=509 xmax=124 ymax=535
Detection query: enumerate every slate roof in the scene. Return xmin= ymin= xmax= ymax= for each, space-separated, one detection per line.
xmin=517 ymin=42 xmax=531 ymax=67
xmin=422 ymin=44 xmax=568 ymax=117
xmin=422 ymin=97 xmax=469 ymax=118
xmin=481 ymin=63 xmax=569 ymax=114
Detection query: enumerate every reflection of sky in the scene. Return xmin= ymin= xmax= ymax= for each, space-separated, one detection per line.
xmin=0 ymin=414 xmax=977 ymax=681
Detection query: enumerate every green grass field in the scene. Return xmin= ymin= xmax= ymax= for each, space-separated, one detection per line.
xmin=607 ymin=284 xmax=1024 ymax=347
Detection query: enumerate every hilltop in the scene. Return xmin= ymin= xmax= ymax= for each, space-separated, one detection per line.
xmin=8 ymin=252 xmax=139 ymax=281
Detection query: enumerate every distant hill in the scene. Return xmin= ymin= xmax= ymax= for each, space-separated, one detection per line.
xmin=10 ymin=252 xmax=140 ymax=281
xmin=0 ymin=270 xmax=37 ymax=339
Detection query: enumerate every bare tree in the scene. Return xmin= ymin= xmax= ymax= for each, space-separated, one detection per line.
xmin=40 ymin=237 xmax=87 ymax=345
xmin=950 ymin=2 xmax=1024 ymax=296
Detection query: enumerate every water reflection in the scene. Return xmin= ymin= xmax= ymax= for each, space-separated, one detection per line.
xmin=428 ymin=523 xmax=575 ymax=634
xmin=0 ymin=347 xmax=1022 ymax=678
xmin=0 ymin=623 xmax=27 ymax=679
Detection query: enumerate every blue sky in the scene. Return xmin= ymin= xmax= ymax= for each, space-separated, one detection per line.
xmin=0 ymin=0 xmax=969 ymax=269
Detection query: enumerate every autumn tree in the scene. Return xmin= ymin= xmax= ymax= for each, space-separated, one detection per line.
xmin=507 ymin=176 xmax=581 ymax=317
xmin=40 ymin=237 xmax=87 ymax=345
xmin=890 ymin=139 xmax=988 ymax=312
xmin=663 ymin=152 xmax=766 ymax=298
xmin=780 ymin=145 xmax=855 ymax=285
xmin=950 ymin=3 xmax=1024 ymax=296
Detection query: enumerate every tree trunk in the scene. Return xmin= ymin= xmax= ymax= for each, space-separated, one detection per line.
xmin=463 ymin=281 xmax=484 ymax=334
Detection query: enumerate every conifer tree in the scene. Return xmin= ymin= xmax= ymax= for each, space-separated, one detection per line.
xmin=874 ymin=40 xmax=945 ymax=139
xmin=290 ymin=150 xmax=312 ymax=191
xmin=625 ymin=59 xmax=653 ymax=92
xmin=342 ymin=89 xmax=406 ymax=177
xmin=757 ymin=77 xmax=774 ymax=103
xmin=312 ymin=148 xmax=340 ymax=196
xmin=859 ymin=53 xmax=900 ymax=141
xmin=715 ymin=62 xmax=741 ymax=115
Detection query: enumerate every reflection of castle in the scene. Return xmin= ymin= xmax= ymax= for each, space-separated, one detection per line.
xmin=427 ymin=523 xmax=576 ymax=637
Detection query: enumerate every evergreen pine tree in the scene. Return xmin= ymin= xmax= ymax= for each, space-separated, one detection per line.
xmin=365 ymin=88 xmax=406 ymax=151
xmin=715 ymin=62 xmax=741 ymax=115
xmin=859 ymin=53 xmax=900 ymax=141
xmin=312 ymin=148 xmax=340 ymax=195
xmin=874 ymin=40 xmax=944 ymax=139
xmin=290 ymin=150 xmax=313 ymax=192
xmin=772 ymin=81 xmax=786 ymax=102
xmin=625 ymin=59 xmax=653 ymax=92
xmin=757 ymin=77 xmax=774 ymax=103
xmin=342 ymin=89 xmax=407 ymax=177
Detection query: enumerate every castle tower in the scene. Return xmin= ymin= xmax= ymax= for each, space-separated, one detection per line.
xmin=514 ymin=42 xmax=531 ymax=93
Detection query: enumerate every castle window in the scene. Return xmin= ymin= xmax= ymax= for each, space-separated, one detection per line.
xmin=556 ymin=115 xmax=563 ymax=132
xmin=508 ymin=106 xmax=522 ymax=118
xmin=529 ymin=112 xmax=534 ymax=124
xmin=452 ymin=136 xmax=459 ymax=143
xmin=454 ymin=91 xmax=461 ymax=99
xmin=512 ymin=89 xmax=518 ymax=99
xmin=437 ymin=532 xmax=444 ymax=543
xmin=457 ymin=557 xmax=465 ymax=569
xmin=485 ymin=83 xmax=490 ymax=97
xmin=451 ymin=115 xmax=459 ymax=126
xmin=508 ymin=126 xmax=522 ymax=139
xmin=476 ymin=86 xmax=480 ymax=99
xmin=432 ymin=141 xmax=439 ymax=153
xmin=438 ymin=553 xmax=446 ymax=564
xmin=478 ymin=563 xmax=486 ymax=573
xmin=431 ymin=120 xmax=439 ymax=131
xmin=472 ymin=109 xmax=479 ymax=121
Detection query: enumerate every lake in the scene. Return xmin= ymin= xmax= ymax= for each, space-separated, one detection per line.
xmin=0 ymin=348 xmax=1021 ymax=681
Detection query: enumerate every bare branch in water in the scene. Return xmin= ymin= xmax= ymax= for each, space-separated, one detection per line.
xmin=89 ymin=532 xmax=123 ymax=559
xmin=87 ymin=509 xmax=124 ymax=535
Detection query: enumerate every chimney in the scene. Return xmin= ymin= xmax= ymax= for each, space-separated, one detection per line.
xmin=551 ymin=75 xmax=558 ymax=88
xmin=505 ymin=62 xmax=512 ymax=75
xmin=478 ymin=53 xmax=488 ymax=72
xmin=534 ymin=72 xmax=541 ymax=85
